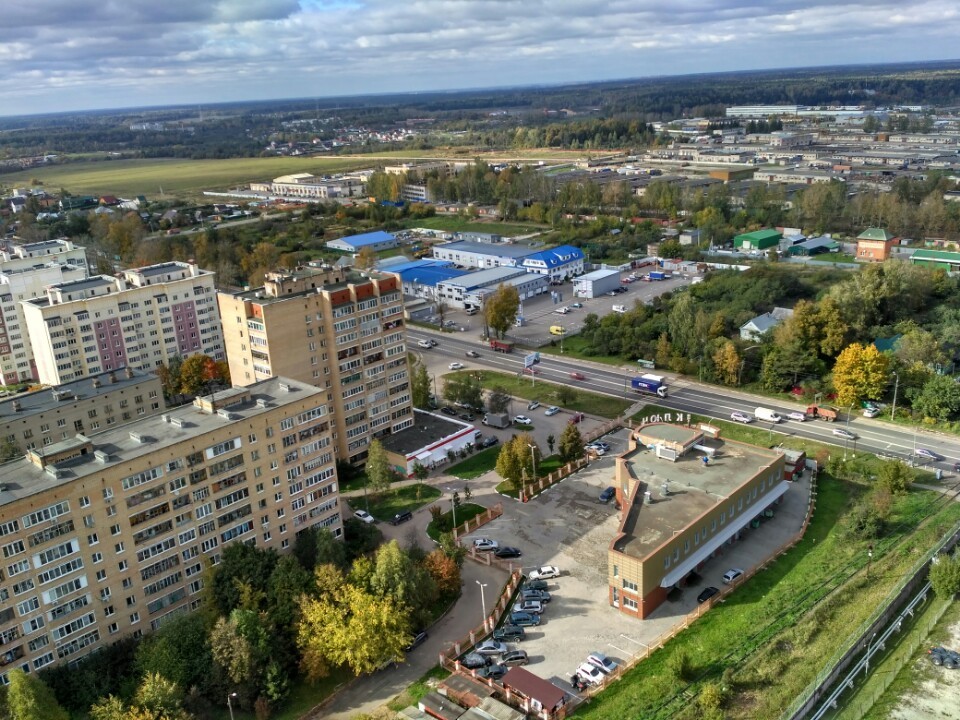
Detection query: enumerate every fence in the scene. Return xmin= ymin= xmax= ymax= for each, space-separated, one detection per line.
xmin=449 ymin=502 xmax=503 ymax=541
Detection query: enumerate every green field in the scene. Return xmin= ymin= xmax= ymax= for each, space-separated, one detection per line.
xmin=448 ymin=445 xmax=502 ymax=479
xmin=365 ymin=484 xmax=442 ymax=522
xmin=401 ymin=215 xmax=546 ymax=236
xmin=0 ymin=156 xmax=375 ymax=198
xmin=467 ymin=370 xmax=632 ymax=419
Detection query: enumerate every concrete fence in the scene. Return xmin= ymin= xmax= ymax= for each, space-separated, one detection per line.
xmin=450 ymin=502 xmax=503 ymax=541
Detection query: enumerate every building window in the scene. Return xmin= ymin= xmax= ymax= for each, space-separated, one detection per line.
xmin=623 ymin=597 xmax=638 ymax=610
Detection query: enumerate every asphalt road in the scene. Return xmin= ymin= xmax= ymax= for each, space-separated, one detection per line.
xmin=408 ymin=327 xmax=960 ymax=472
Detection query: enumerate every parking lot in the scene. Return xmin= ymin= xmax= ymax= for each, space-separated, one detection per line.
xmin=460 ymin=427 xmax=814 ymax=691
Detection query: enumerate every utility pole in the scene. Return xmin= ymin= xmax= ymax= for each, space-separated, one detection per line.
xmin=890 ymin=371 xmax=899 ymax=421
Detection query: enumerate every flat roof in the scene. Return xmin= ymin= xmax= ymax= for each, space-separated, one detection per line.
xmin=380 ymin=410 xmax=471 ymax=456
xmin=45 ymin=275 xmax=116 ymax=293
xmin=0 ymin=369 xmax=158 ymax=420
xmin=399 ymin=265 xmax=467 ymax=287
xmin=439 ymin=266 xmax=526 ymax=290
xmin=576 ymin=268 xmax=620 ymax=281
xmin=0 ymin=377 xmax=323 ymax=507
xmin=614 ymin=430 xmax=780 ymax=560
xmin=227 ymin=268 xmax=396 ymax=304
xmin=129 ymin=261 xmax=196 ymax=278
xmin=329 ymin=230 xmax=396 ymax=248
xmin=437 ymin=241 xmax=534 ymax=259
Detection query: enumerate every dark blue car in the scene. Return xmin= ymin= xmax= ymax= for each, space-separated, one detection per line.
xmin=599 ymin=486 xmax=616 ymax=504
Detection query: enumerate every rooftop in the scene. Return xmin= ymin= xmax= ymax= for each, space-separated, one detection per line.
xmin=0 ymin=377 xmax=323 ymax=507
xmin=857 ymin=228 xmax=897 ymax=241
xmin=614 ymin=427 xmax=780 ymax=560
xmin=0 ymin=368 xmax=158 ymax=420
xmin=380 ymin=410 xmax=472 ymax=457
xmin=227 ymin=266 xmax=397 ymax=305
xmin=329 ymin=230 xmax=396 ymax=248
xmin=438 ymin=266 xmax=526 ymax=289
xmin=576 ymin=268 xmax=620 ymax=281
xmin=521 ymin=245 xmax=584 ymax=267
xmin=398 ymin=265 xmax=467 ymax=287
xmin=911 ymin=249 xmax=960 ymax=262
xmin=437 ymin=241 xmax=535 ymax=259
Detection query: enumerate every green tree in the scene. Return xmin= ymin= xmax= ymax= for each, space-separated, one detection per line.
xmin=6 ymin=669 xmax=69 ymax=720
xmin=443 ymin=372 xmax=484 ymax=409
xmin=136 ymin=613 xmax=212 ymax=695
xmin=293 ymin=526 xmax=347 ymax=571
xmin=558 ymin=423 xmax=584 ymax=463
xmin=929 ymin=552 xmax=960 ymax=600
xmin=877 ymin=460 xmax=912 ymax=495
xmin=354 ymin=245 xmax=377 ymax=272
xmin=831 ymin=343 xmax=891 ymax=406
xmin=912 ymin=374 xmax=960 ymax=422
xmin=484 ymin=284 xmax=520 ymax=339
xmin=410 ymin=358 xmax=432 ymax=409
xmin=487 ymin=386 xmax=511 ymax=413
xmin=556 ymin=385 xmax=577 ymax=405
xmin=0 ymin=436 xmax=21 ymax=462
xmin=495 ymin=437 xmax=523 ymax=490
xmin=546 ymin=434 xmax=556 ymax=454
xmin=156 ymin=355 xmax=183 ymax=399
xmin=365 ymin=439 xmax=393 ymax=494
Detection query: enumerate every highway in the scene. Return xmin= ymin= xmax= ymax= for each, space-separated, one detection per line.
xmin=407 ymin=327 xmax=960 ymax=472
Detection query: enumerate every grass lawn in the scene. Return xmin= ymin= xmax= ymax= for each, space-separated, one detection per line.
xmin=366 ymin=484 xmax=442 ymax=522
xmin=448 ymin=445 xmax=501 ymax=479
xmin=387 ymin=666 xmax=452 ymax=712
xmin=468 ymin=370 xmax=631 ymax=419
xmin=495 ymin=454 xmax=565 ymax=497
xmin=572 ymin=474 xmax=960 ymax=720
xmin=339 ymin=472 xmax=369 ymax=493
xmin=399 ymin=215 xmax=546 ymax=236
xmin=3 ymin=156 xmax=374 ymax=198
xmin=426 ymin=502 xmax=487 ymax=541
xmin=537 ymin=335 xmax=631 ymax=367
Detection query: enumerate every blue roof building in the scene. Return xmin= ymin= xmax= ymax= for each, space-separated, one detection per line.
xmin=396 ymin=261 xmax=468 ymax=300
xmin=521 ymin=245 xmax=585 ymax=280
xmin=325 ymin=230 xmax=398 ymax=253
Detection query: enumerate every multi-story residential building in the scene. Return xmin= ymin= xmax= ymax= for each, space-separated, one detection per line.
xmin=0 ymin=367 xmax=165 ymax=455
xmin=22 ymin=262 xmax=223 ymax=386
xmin=607 ymin=422 xmax=787 ymax=618
xmin=217 ymin=266 xmax=412 ymax=464
xmin=0 ymin=239 xmax=88 ymax=385
xmin=0 ymin=376 xmax=340 ymax=679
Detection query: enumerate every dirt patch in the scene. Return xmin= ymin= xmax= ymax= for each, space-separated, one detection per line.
xmin=891 ymin=616 xmax=960 ymax=720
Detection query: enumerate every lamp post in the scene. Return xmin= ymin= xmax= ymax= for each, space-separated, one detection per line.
xmin=891 ymin=371 xmax=899 ymax=421
xmin=528 ymin=444 xmax=537 ymax=482
xmin=846 ymin=404 xmax=854 ymax=431
xmin=227 ymin=693 xmax=238 ymax=720
xmin=867 ymin=544 xmax=873 ymax=578
xmin=476 ymin=580 xmax=488 ymax=628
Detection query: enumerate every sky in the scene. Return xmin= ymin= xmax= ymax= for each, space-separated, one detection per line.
xmin=2 ymin=0 xmax=960 ymax=116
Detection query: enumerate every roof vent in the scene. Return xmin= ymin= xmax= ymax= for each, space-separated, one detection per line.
xmin=129 ymin=431 xmax=146 ymax=443
xmin=644 ymin=491 xmax=653 ymax=505
xmin=256 ymin=398 xmax=270 ymax=409
xmin=661 ymin=481 xmax=671 ymax=497
xmin=217 ymin=408 xmax=238 ymax=421
xmin=109 ymin=372 xmax=118 ymax=384
xmin=278 ymin=382 xmax=291 ymax=392
xmin=12 ymin=400 xmax=21 ymax=412
xmin=124 ymin=366 xmax=134 ymax=379
xmin=170 ymin=417 xmax=185 ymax=428
xmin=94 ymin=450 xmax=111 ymax=463
xmin=161 ymin=414 xmax=170 ymax=423
xmin=92 ymin=378 xmax=102 ymax=389
xmin=45 ymin=465 xmax=63 ymax=479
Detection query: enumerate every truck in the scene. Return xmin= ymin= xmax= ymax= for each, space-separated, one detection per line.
xmin=631 ymin=374 xmax=668 ymax=398
xmin=648 ymin=271 xmax=667 ymax=281
xmin=806 ymin=404 xmax=840 ymax=422
xmin=754 ymin=407 xmax=783 ymax=423
xmin=489 ymin=339 xmax=514 ymax=353
xmin=482 ymin=412 xmax=511 ymax=429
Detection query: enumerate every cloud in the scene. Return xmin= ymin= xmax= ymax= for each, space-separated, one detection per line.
xmin=1 ymin=0 xmax=959 ymax=114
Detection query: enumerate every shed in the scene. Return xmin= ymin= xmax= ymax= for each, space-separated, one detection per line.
xmin=501 ymin=667 xmax=568 ymax=715
xmin=733 ymin=228 xmax=783 ymax=251
xmin=418 ymin=691 xmax=467 ymax=720
xmin=787 ymin=235 xmax=839 ymax=256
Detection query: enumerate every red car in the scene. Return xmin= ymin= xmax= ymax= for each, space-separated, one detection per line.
xmin=523 ymin=367 xmax=541 ymax=375
xmin=570 ymin=372 xmax=585 ymax=380
xmin=568 ymin=412 xmax=585 ymax=424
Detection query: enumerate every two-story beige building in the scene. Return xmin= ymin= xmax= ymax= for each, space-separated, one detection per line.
xmin=608 ymin=423 xmax=786 ymax=618
xmin=0 ymin=377 xmax=340 ymax=679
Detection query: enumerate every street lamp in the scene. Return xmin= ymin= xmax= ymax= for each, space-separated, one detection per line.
xmin=528 ymin=444 xmax=537 ymax=482
xmin=867 ymin=544 xmax=873 ymax=578
xmin=476 ymin=580 xmax=488 ymax=627
xmin=227 ymin=692 xmax=238 ymax=720
xmin=891 ymin=371 xmax=900 ymax=421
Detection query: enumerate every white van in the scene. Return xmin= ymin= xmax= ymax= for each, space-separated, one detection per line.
xmin=612 ymin=305 xmax=626 ymax=314
xmin=754 ymin=407 xmax=782 ymax=423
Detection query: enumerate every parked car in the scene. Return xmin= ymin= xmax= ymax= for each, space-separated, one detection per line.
xmin=475 ymin=640 xmax=509 ymax=656
xmin=513 ymin=415 xmax=532 ymax=425
xmin=493 ymin=624 xmax=526 ymax=642
xmin=570 ymin=372 xmax=586 ymax=380
xmin=509 ymin=612 xmax=541 ymax=627
xmin=440 ymin=406 xmax=457 ymax=416
xmin=586 ymin=443 xmax=606 ymax=456
xmin=525 ymin=579 xmax=550 ymax=591
xmin=520 ymin=588 xmax=551 ymax=603
xmin=527 ymin=400 xmax=541 ymax=410
xmin=459 ymin=412 xmax=473 ymax=421
xmin=544 ymin=406 xmax=561 ymax=416
xmin=529 ymin=566 xmax=560 ymax=580
xmin=568 ymin=412 xmax=585 ymax=424
xmin=404 ymin=630 xmax=428 ymax=652
xmin=697 ymin=586 xmax=720 ymax=603
xmin=592 ymin=441 xmax=610 ymax=451
xmin=722 ymin=568 xmax=744 ymax=584
xmin=353 ymin=510 xmax=375 ymax=524
xmin=599 ymin=486 xmax=616 ymax=503
xmin=389 ymin=511 xmax=413 ymax=526
xmin=495 ymin=546 xmax=522 ymax=559
xmin=476 ymin=663 xmax=507 ymax=680
xmin=730 ymin=412 xmax=753 ymax=424
xmin=461 ymin=652 xmax=490 ymax=669
xmin=473 ymin=538 xmax=499 ymax=552
xmin=465 ymin=350 xmax=480 ymax=358
xmin=480 ymin=436 xmax=499 ymax=448
xmin=500 ymin=650 xmax=529 ymax=667
xmin=576 ymin=662 xmax=604 ymax=686
xmin=449 ymin=362 xmax=465 ymax=370
xmin=787 ymin=411 xmax=807 ymax=422
xmin=862 ymin=407 xmax=881 ymax=418
xmin=571 ymin=302 xmax=584 ymax=308
xmin=587 ymin=652 xmax=619 ymax=674
xmin=832 ymin=428 xmax=857 ymax=440
xmin=928 ymin=646 xmax=960 ymax=668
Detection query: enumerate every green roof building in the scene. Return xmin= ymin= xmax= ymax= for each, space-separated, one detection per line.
xmin=856 ymin=228 xmax=896 ymax=242
xmin=909 ymin=249 xmax=960 ymax=272
xmin=733 ymin=228 xmax=783 ymax=250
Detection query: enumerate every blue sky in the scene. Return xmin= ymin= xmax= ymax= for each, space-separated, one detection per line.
xmin=2 ymin=0 xmax=959 ymax=116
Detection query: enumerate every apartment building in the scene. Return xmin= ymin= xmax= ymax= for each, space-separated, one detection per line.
xmin=217 ymin=266 xmax=413 ymax=464
xmin=0 ymin=239 xmax=89 ymax=385
xmin=0 ymin=368 xmax=165 ymax=456
xmin=22 ymin=262 xmax=223 ymax=386
xmin=0 ymin=377 xmax=340 ymax=679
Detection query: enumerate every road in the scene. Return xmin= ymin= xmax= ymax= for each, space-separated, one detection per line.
xmin=408 ymin=327 xmax=960 ymax=472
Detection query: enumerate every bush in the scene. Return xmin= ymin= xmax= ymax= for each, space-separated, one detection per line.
xmin=667 ymin=649 xmax=695 ymax=682
xmin=929 ymin=552 xmax=960 ymax=599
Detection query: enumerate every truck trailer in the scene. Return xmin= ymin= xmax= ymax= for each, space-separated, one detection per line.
xmin=631 ymin=374 xmax=669 ymax=398
xmin=489 ymin=339 xmax=515 ymax=353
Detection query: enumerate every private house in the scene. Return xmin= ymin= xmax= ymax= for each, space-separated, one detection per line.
xmin=739 ymin=307 xmax=794 ymax=340
xmin=856 ymin=228 xmax=898 ymax=262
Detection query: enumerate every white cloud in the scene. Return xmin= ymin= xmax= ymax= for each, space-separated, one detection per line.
xmin=0 ymin=0 xmax=958 ymax=114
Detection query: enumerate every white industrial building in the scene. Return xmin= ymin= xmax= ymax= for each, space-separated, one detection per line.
xmin=436 ymin=266 xmax=548 ymax=308
xmin=573 ymin=268 xmax=620 ymax=298
xmin=432 ymin=241 xmax=534 ymax=270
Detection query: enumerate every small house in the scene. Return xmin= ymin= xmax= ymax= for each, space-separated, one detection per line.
xmin=739 ymin=307 xmax=794 ymax=341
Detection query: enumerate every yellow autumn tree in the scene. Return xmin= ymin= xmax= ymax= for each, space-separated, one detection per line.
xmin=831 ymin=343 xmax=890 ymax=407
xmin=712 ymin=340 xmax=741 ymax=386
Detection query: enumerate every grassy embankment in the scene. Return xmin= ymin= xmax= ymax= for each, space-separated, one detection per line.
xmin=467 ymin=370 xmax=632 ymax=419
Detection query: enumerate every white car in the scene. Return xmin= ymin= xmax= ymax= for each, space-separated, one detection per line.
xmin=587 ymin=652 xmax=619 ymax=675
xmin=448 ymin=362 xmax=465 ymax=370
xmin=544 ymin=406 xmax=561 ymax=416
xmin=787 ymin=411 xmax=807 ymax=422
xmin=832 ymin=428 xmax=857 ymax=440
xmin=527 ymin=400 xmax=541 ymax=410
xmin=585 ymin=444 xmax=606 ymax=456
xmin=513 ymin=599 xmax=544 ymax=615
xmin=722 ymin=568 xmax=744 ymax=584
xmin=474 ymin=640 xmax=509 ymax=656
xmin=528 ymin=566 xmax=560 ymax=580
xmin=513 ymin=415 xmax=532 ymax=425
xmin=914 ymin=448 xmax=941 ymax=461
xmin=730 ymin=412 xmax=753 ymax=424
xmin=473 ymin=538 xmax=499 ymax=552
xmin=417 ymin=339 xmax=432 ymax=349
xmin=576 ymin=662 xmax=604 ymax=686
xmin=353 ymin=510 xmax=375 ymax=524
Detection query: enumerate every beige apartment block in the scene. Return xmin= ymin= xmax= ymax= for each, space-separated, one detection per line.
xmin=0 ymin=239 xmax=89 ymax=385
xmin=608 ymin=423 xmax=786 ymax=618
xmin=0 ymin=376 xmax=340 ymax=679
xmin=22 ymin=262 xmax=224 ymax=386
xmin=218 ymin=265 xmax=413 ymax=464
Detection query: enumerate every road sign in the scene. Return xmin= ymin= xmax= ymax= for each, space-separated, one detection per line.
xmin=523 ymin=352 xmax=540 ymax=368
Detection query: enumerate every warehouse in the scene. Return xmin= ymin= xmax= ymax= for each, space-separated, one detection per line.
xmin=432 ymin=240 xmax=534 ymax=269
xmin=436 ymin=266 xmax=548 ymax=308
xmin=572 ymin=268 xmax=620 ymax=298
xmin=733 ymin=228 xmax=782 ymax=251
xmin=325 ymin=230 xmax=398 ymax=253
